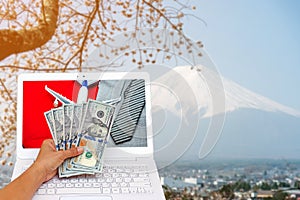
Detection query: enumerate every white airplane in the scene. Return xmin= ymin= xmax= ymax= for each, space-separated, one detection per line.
xmin=45 ymin=80 xmax=121 ymax=107
xmin=45 ymin=85 xmax=75 ymax=107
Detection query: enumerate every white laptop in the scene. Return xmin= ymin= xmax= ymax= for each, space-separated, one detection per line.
xmin=12 ymin=72 xmax=165 ymax=200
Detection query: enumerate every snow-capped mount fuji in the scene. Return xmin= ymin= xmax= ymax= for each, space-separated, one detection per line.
xmin=150 ymin=65 xmax=300 ymax=162
xmin=151 ymin=65 xmax=300 ymax=118
xmin=222 ymin=74 xmax=300 ymax=117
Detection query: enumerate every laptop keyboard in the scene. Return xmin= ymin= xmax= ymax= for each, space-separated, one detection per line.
xmin=32 ymin=165 xmax=153 ymax=195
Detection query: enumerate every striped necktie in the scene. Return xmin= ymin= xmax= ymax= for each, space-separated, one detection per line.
xmin=110 ymin=79 xmax=145 ymax=144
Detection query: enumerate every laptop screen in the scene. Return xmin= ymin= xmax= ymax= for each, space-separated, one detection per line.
xmin=22 ymin=79 xmax=147 ymax=149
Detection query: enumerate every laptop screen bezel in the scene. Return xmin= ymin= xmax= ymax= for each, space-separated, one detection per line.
xmin=17 ymin=72 xmax=153 ymax=159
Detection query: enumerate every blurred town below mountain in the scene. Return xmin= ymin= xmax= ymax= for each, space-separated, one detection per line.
xmin=159 ymin=159 xmax=300 ymax=199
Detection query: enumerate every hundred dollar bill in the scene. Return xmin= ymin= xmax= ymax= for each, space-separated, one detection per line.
xmin=45 ymin=109 xmax=68 ymax=177
xmin=72 ymin=100 xmax=115 ymax=171
xmin=59 ymin=154 xmax=96 ymax=177
xmin=65 ymin=104 xmax=85 ymax=173
xmin=44 ymin=99 xmax=115 ymax=177
xmin=79 ymin=103 xmax=87 ymax=138
xmin=59 ymin=105 xmax=75 ymax=177
xmin=44 ymin=110 xmax=56 ymax=143
xmin=59 ymin=156 xmax=95 ymax=178
xmin=59 ymin=169 xmax=94 ymax=178
xmin=52 ymin=108 xmax=65 ymax=150
xmin=80 ymin=100 xmax=114 ymax=139
xmin=63 ymin=104 xmax=74 ymax=150
xmin=72 ymin=136 xmax=104 ymax=169
xmin=70 ymin=104 xmax=83 ymax=148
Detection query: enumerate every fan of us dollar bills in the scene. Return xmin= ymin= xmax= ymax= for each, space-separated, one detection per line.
xmin=44 ymin=99 xmax=115 ymax=178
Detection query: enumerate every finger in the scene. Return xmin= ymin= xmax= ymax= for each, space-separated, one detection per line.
xmin=48 ymin=139 xmax=55 ymax=146
xmin=42 ymin=139 xmax=56 ymax=147
xmin=42 ymin=139 xmax=56 ymax=151
xmin=42 ymin=139 xmax=52 ymax=146
xmin=61 ymin=147 xmax=84 ymax=160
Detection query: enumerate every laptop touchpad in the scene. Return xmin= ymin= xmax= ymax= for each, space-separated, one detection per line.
xmin=60 ymin=196 xmax=112 ymax=200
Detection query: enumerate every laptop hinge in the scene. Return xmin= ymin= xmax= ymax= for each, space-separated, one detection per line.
xmin=136 ymin=156 xmax=153 ymax=161
xmin=104 ymin=156 xmax=152 ymax=162
xmin=104 ymin=157 xmax=137 ymax=162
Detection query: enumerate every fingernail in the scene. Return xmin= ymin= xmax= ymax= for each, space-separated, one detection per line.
xmin=77 ymin=147 xmax=84 ymax=153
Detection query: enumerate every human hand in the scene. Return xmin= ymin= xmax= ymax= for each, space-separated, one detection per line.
xmin=33 ymin=139 xmax=83 ymax=182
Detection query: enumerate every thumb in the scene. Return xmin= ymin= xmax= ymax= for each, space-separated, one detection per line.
xmin=61 ymin=147 xmax=84 ymax=160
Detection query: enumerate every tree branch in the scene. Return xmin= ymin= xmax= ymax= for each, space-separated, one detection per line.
xmin=0 ymin=0 xmax=59 ymax=61
xmin=0 ymin=79 xmax=15 ymax=103
xmin=62 ymin=0 xmax=100 ymax=71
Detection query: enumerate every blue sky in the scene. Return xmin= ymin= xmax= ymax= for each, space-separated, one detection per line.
xmin=183 ymin=0 xmax=300 ymax=111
